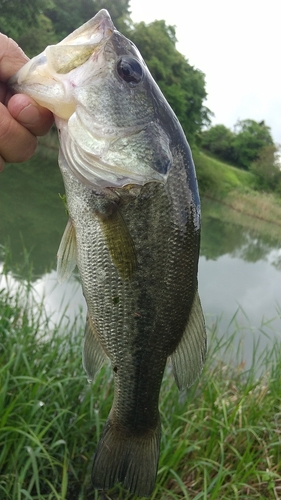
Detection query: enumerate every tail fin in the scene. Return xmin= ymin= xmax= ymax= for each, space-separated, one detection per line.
xmin=92 ymin=416 xmax=161 ymax=497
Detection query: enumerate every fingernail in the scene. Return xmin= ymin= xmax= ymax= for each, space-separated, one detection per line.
xmin=17 ymin=103 xmax=40 ymax=126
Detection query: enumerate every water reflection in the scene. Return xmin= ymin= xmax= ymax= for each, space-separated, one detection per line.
xmin=32 ymin=270 xmax=85 ymax=327
xmin=198 ymin=199 xmax=281 ymax=364
xmin=199 ymin=251 xmax=281 ymax=329
xmin=0 ymin=147 xmax=65 ymax=278
xmin=201 ymin=199 xmax=281 ymax=264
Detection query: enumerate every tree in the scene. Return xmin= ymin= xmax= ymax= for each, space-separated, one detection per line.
xmin=249 ymin=145 xmax=281 ymax=192
xmin=129 ymin=20 xmax=210 ymax=142
xmin=17 ymin=14 xmax=58 ymax=58
xmin=201 ymin=124 xmax=235 ymax=162
xmin=233 ymin=119 xmax=273 ymax=169
xmin=0 ymin=0 xmax=130 ymax=56
xmin=201 ymin=119 xmax=275 ymax=170
xmin=93 ymin=0 xmax=131 ymax=32
xmin=0 ymin=0 xmax=51 ymax=39
xmin=43 ymin=0 xmax=130 ymax=39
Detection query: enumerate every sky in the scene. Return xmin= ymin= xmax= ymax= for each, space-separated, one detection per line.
xmin=129 ymin=0 xmax=280 ymax=144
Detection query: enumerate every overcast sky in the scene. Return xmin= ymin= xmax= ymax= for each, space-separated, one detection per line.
xmin=130 ymin=0 xmax=280 ymax=144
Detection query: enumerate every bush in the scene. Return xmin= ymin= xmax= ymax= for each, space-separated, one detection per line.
xmin=201 ymin=120 xmax=274 ymax=171
xmin=232 ymin=120 xmax=273 ymax=169
xmin=201 ymin=124 xmax=235 ymax=163
xmin=249 ymin=145 xmax=281 ymax=192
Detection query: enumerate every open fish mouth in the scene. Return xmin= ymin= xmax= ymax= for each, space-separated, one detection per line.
xmin=8 ymin=10 xmax=114 ymax=120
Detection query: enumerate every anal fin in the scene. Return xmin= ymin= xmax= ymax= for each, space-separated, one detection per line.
xmin=171 ymin=290 xmax=207 ymax=390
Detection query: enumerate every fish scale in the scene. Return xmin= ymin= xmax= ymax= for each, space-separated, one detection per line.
xmin=9 ymin=9 xmax=206 ymax=497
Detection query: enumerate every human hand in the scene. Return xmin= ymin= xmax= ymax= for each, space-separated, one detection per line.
xmin=0 ymin=34 xmax=54 ymax=171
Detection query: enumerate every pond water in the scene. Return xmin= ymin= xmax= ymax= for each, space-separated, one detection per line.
xmin=0 ymin=145 xmax=280 ymax=369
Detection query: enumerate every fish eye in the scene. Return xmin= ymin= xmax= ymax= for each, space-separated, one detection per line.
xmin=117 ymin=57 xmax=143 ymax=85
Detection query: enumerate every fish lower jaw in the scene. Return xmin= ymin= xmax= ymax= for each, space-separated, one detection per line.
xmin=38 ymin=99 xmax=76 ymax=120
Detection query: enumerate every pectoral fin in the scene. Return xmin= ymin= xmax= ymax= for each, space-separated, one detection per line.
xmin=57 ymin=218 xmax=77 ymax=283
xmin=98 ymin=208 xmax=137 ymax=280
xmin=83 ymin=315 xmax=108 ymax=381
xmin=171 ymin=290 xmax=207 ymax=390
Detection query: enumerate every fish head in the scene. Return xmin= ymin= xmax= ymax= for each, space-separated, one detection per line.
xmin=9 ymin=9 xmax=174 ymax=189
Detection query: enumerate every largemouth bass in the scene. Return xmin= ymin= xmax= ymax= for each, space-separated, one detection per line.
xmin=10 ymin=9 xmax=206 ymax=497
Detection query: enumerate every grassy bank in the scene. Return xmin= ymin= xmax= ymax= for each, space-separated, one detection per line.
xmin=194 ymin=151 xmax=281 ymax=229
xmin=1 ymin=281 xmax=281 ymax=499
xmin=194 ymin=151 xmax=256 ymax=195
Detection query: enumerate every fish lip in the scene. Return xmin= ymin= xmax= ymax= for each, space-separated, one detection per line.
xmin=91 ymin=9 xmax=115 ymax=37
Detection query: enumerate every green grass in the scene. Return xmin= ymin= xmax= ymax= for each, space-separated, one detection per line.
xmin=1 ymin=276 xmax=281 ymax=499
xmin=194 ymin=151 xmax=256 ymax=196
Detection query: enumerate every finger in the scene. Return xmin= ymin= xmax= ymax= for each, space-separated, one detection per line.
xmin=8 ymin=94 xmax=54 ymax=136
xmin=0 ymin=34 xmax=29 ymax=81
xmin=0 ymin=102 xmax=37 ymax=163
xmin=0 ymin=155 xmax=5 ymax=172
xmin=0 ymin=82 xmax=7 ymax=104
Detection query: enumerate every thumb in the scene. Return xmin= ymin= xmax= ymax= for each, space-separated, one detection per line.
xmin=8 ymin=94 xmax=54 ymax=136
